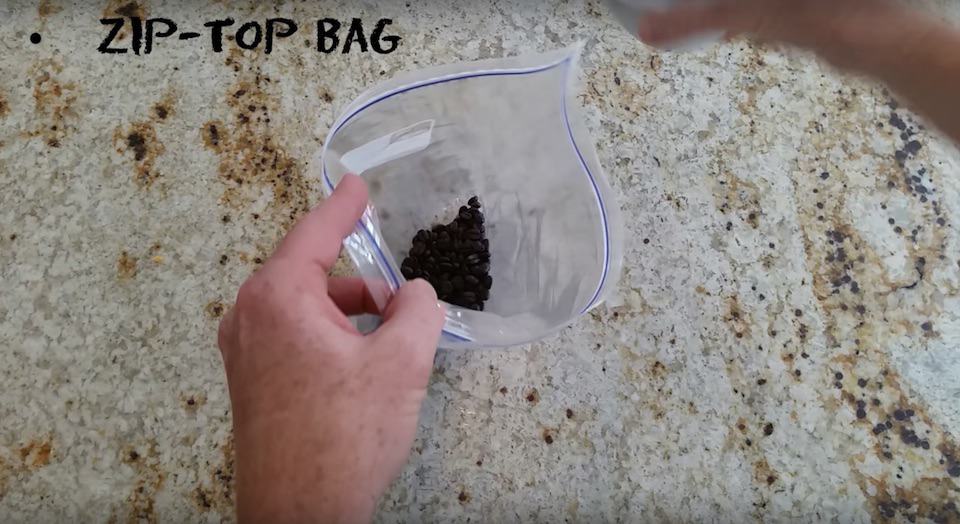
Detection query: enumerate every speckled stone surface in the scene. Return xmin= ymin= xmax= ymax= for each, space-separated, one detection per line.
xmin=2 ymin=1 xmax=959 ymax=522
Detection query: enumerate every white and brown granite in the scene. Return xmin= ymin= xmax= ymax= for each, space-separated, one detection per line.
xmin=1 ymin=1 xmax=958 ymax=522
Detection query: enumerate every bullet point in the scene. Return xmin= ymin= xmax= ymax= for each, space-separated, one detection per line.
xmin=30 ymin=33 xmax=41 ymax=44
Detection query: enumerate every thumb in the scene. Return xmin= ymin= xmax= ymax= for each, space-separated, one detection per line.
xmin=372 ymin=279 xmax=445 ymax=380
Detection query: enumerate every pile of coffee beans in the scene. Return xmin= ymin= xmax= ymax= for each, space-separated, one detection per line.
xmin=400 ymin=196 xmax=492 ymax=311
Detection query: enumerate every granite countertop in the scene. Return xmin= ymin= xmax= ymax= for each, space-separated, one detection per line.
xmin=1 ymin=0 xmax=959 ymax=522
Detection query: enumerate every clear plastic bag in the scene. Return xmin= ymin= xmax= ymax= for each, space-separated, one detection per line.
xmin=313 ymin=45 xmax=623 ymax=349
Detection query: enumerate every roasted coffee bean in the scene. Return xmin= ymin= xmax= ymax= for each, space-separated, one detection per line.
xmin=403 ymin=196 xmax=492 ymax=308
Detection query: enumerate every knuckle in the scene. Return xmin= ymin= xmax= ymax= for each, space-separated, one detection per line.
xmin=236 ymin=275 xmax=270 ymax=308
xmin=231 ymin=275 xmax=282 ymax=329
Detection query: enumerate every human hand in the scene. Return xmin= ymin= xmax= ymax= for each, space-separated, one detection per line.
xmin=217 ymin=174 xmax=445 ymax=523
xmin=639 ymin=0 xmax=934 ymax=71
xmin=636 ymin=0 xmax=960 ymax=143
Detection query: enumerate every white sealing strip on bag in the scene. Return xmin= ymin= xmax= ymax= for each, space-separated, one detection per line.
xmin=340 ymin=120 xmax=435 ymax=175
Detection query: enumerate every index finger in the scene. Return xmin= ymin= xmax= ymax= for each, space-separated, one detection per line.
xmin=637 ymin=2 xmax=752 ymax=46
xmin=637 ymin=0 xmax=861 ymax=50
xmin=274 ymin=174 xmax=369 ymax=270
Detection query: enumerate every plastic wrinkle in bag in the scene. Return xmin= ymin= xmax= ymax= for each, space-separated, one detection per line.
xmin=313 ymin=44 xmax=623 ymax=349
